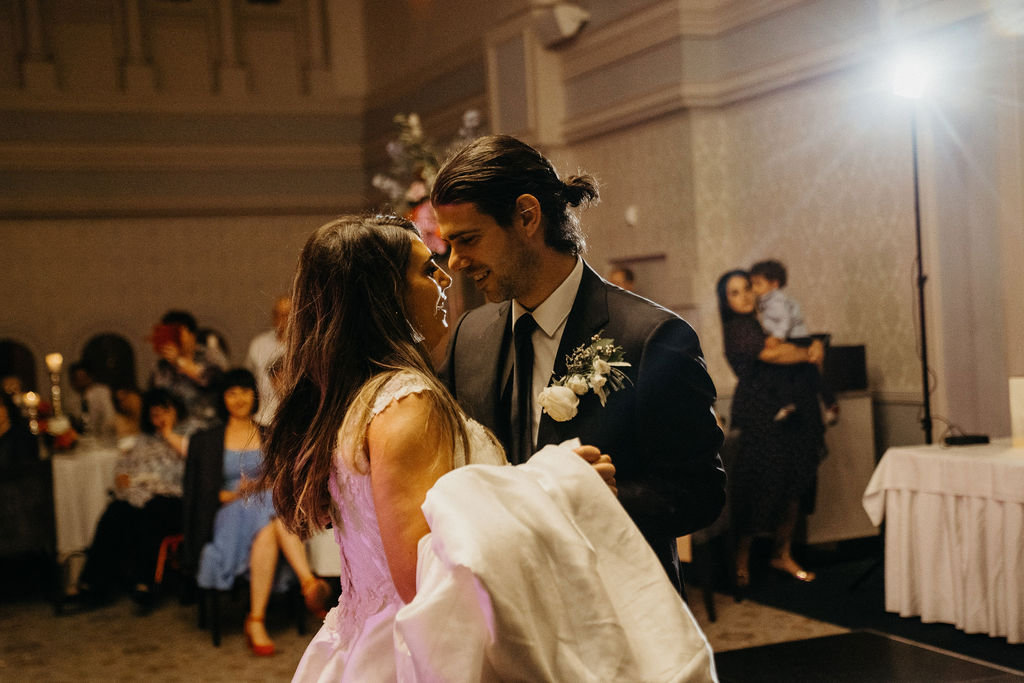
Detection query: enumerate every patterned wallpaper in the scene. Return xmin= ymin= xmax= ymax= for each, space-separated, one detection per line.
xmin=558 ymin=113 xmax=697 ymax=313
xmin=692 ymin=70 xmax=922 ymax=398
xmin=561 ymin=68 xmax=924 ymax=401
xmin=0 ymin=215 xmax=329 ymax=389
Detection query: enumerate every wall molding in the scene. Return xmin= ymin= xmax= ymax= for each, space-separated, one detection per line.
xmin=363 ymin=43 xmax=487 ymax=114
xmin=871 ymin=390 xmax=923 ymax=404
xmin=562 ymin=2 xmax=681 ymax=83
xmin=677 ymin=0 xmax=814 ymax=35
xmin=879 ymin=0 xmax=988 ymax=33
xmin=563 ymin=29 xmax=874 ymax=142
xmin=0 ymin=91 xmax=363 ymax=115
xmin=0 ymin=193 xmax=364 ymax=219
xmin=559 ymin=0 xmax=993 ymax=143
xmin=0 ymin=142 xmax=362 ymax=172
xmin=563 ymin=0 xmax=812 ymax=83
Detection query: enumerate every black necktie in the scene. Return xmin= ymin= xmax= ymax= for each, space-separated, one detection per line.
xmin=510 ymin=313 xmax=537 ymax=465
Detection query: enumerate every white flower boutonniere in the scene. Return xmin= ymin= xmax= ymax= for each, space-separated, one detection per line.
xmin=538 ymin=332 xmax=632 ymax=422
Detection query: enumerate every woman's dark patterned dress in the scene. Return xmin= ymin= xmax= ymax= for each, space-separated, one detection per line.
xmin=724 ymin=315 xmax=825 ymax=535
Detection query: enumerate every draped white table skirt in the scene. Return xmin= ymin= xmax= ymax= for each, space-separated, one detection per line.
xmin=863 ymin=441 xmax=1024 ymax=644
xmin=52 ymin=446 xmax=120 ymax=558
xmin=306 ymin=528 xmax=341 ymax=577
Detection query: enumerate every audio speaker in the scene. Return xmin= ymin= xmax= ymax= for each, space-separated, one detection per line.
xmin=823 ymin=344 xmax=867 ymax=392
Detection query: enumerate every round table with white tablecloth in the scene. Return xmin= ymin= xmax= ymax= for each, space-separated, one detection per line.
xmin=862 ymin=439 xmax=1024 ymax=644
xmin=305 ymin=528 xmax=341 ymax=578
xmin=51 ymin=442 xmax=120 ymax=560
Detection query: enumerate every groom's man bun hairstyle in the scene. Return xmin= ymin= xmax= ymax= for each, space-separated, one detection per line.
xmin=431 ymin=134 xmax=599 ymax=257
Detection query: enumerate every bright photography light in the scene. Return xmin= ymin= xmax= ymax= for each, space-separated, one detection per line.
xmin=891 ymin=52 xmax=933 ymax=99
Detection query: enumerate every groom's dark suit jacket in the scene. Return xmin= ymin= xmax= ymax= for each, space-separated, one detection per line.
xmin=442 ymin=261 xmax=726 ymax=592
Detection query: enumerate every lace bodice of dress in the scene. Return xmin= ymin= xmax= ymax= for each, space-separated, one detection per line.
xmin=323 ymin=371 xmax=505 ymax=645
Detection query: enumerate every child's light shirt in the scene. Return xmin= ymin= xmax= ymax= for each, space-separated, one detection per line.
xmin=757 ymin=288 xmax=809 ymax=339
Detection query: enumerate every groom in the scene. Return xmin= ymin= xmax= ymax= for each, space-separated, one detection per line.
xmin=432 ymin=135 xmax=725 ymax=593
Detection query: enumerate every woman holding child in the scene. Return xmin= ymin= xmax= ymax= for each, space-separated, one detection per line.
xmin=716 ymin=269 xmax=826 ymax=592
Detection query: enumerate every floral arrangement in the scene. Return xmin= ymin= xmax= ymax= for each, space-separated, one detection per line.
xmin=45 ymin=414 xmax=79 ymax=450
xmin=537 ymin=333 xmax=631 ymax=422
xmin=29 ymin=400 xmax=79 ymax=450
xmin=372 ymin=110 xmax=483 ymax=254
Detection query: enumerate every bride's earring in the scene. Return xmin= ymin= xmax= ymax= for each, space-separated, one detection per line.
xmin=408 ymin=321 xmax=426 ymax=343
xmin=433 ymin=269 xmax=451 ymax=326
xmin=434 ymin=289 xmax=448 ymax=325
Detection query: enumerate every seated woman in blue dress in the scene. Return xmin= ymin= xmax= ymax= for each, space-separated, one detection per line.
xmin=182 ymin=368 xmax=330 ymax=656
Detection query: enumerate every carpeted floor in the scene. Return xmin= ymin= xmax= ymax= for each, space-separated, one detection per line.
xmin=1 ymin=593 xmax=312 ymax=681
xmin=3 ymin=538 xmax=1020 ymax=681
xmin=0 ymin=578 xmax=845 ymax=681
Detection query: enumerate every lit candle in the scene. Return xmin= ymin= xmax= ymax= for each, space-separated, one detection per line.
xmin=45 ymin=353 xmax=64 ymax=373
xmin=23 ymin=391 xmax=40 ymax=408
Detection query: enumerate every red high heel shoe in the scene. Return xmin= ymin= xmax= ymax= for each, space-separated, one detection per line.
xmin=302 ymin=576 xmax=331 ymax=620
xmin=244 ymin=615 xmax=275 ymax=656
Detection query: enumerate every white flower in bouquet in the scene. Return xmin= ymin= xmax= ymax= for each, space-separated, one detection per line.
xmin=538 ymin=385 xmax=580 ymax=422
xmin=372 ymin=174 xmax=404 ymax=202
xmin=457 ymin=109 xmax=482 ymax=141
xmin=46 ymin=415 xmax=72 ymax=436
xmin=405 ymin=180 xmax=428 ymax=204
xmin=565 ymin=374 xmax=590 ymax=396
xmin=540 ymin=332 xmax=631 ymax=420
xmin=406 ymin=113 xmax=423 ymax=138
xmin=371 ymin=110 xmax=486 ymax=254
xmin=385 ymin=140 xmax=405 ymax=162
xmin=372 ymin=110 xmax=486 ymax=219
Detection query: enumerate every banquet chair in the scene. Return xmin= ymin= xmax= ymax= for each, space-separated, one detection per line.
xmin=197 ymin=566 xmax=307 ymax=647
xmin=686 ymin=425 xmax=739 ymax=622
xmin=153 ymin=533 xmax=184 ymax=594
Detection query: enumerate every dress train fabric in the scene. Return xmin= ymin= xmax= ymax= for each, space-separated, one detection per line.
xmin=393 ymin=445 xmax=716 ymax=682
xmin=291 ymin=371 xmax=716 ymax=682
xmin=295 ymin=446 xmax=716 ymax=682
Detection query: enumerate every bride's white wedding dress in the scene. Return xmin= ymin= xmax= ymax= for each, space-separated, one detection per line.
xmin=292 ymin=371 xmax=716 ymax=682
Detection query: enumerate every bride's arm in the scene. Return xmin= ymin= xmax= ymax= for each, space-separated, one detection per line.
xmin=367 ymin=392 xmax=453 ymax=603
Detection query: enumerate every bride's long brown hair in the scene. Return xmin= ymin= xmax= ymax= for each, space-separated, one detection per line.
xmin=258 ymin=214 xmax=469 ymax=537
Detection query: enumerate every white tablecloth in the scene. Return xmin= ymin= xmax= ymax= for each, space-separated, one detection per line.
xmin=306 ymin=528 xmax=341 ymax=577
xmin=862 ymin=439 xmax=1024 ymax=643
xmin=52 ymin=445 xmax=120 ymax=558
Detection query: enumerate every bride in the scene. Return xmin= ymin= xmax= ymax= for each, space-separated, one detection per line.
xmin=257 ymin=215 xmax=716 ymax=682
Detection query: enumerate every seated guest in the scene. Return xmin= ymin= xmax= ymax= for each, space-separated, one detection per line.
xmin=197 ymin=328 xmax=231 ymax=366
xmin=245 ymin=295 xmax=290 ymax=427
xmin=148 ymin=310 xmax=224 ymax=433
xmin=182 ymin=369 xmax=329 ymax=656
xmin=607 ymin=265 xmax=636 ymax=292
xmin=112 ymin=385 xmax=143 ymax=447
xmin=1 ymin=374 xmax=23 ymax=397
xmin=76 ymin=389 xmax=187 ymax=611
xmin=0 ymin=392 xmax=38 ymax=465
xmin=0 ymin=392 xmax=53 ymax=558
xmin=68 ymin=360 xmax=117 ymax=441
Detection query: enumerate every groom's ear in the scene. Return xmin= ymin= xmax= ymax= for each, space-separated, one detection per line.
xmin=514 ymin=194 xmax=542 ymax=239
